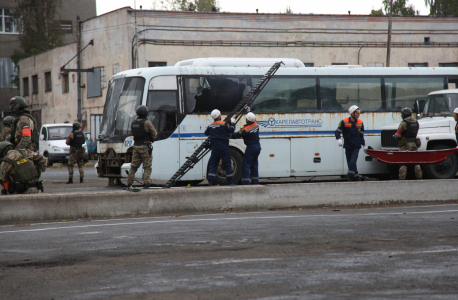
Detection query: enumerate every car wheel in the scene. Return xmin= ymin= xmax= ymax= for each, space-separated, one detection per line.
xmin=208 ymin=148 xmax=243 ymax=185
xmin=424 ymin=144 xmax=458 ymax=179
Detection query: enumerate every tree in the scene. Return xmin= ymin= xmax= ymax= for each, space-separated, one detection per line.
xmin=10 ymin=0 xmax=65 ymax=86
xmin=284 ymin=6 xmax=293 ymax=14
xmin=153 ymin=0 xmax=221 ymax=12
xmin=382 ymin=0 xmax=416 ymax=16
xmin=370 ymin=8 xmax=384 ymax=15
xmin=424 ymin=0 xmax=458 ymax=16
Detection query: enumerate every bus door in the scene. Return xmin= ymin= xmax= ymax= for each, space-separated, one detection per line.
xmin=147 ymin=76 xmax=181 ymax=180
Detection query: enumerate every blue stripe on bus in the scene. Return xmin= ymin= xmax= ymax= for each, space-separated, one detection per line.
xmin=170 ymin=130 xmax=381 ymax=138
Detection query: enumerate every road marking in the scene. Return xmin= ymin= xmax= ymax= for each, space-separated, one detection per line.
xmin=352 ymin=248 xmax=458 ymax=257
xmin=1 ymin=209 xmax=457 ymax=234
xmin=1 ymin=203 xmax=457 ymax=229
xmin=78 ymin=231 xmax=101 ymax=235
xmin=185 ymin=258 xmax=279 ymax=267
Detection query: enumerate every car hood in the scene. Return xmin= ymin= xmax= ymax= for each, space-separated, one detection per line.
xmin=381 ymin=117 xmax=455 ymax=130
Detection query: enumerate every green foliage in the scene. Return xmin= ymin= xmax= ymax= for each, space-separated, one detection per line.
xmin=284 ymin=6 xmax=293 ymax=14
xmin=153 ymin=0 xmax=221 ymax=12
xmin=382 ymin=0 xmax=416 ymax=16
xmin=424 ymin=0 xmax=458 ymax=16
xmin=10 ymin=0 xmax=65 ymax=86
xmin=370 ymin=8 xmax=384 ymax=15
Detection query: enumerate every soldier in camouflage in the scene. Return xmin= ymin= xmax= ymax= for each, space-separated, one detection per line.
xmin=0 ymin=141 xmax=47 ymax=194
xmin=9 ymin=96 xmax=38 ymax=151
xmin=395 ymin=107 xmax=422 ymax=180
xmin=66 ymin=122 xmax=85 ymax=184
xmin=127 ymin=105 xmax=157 ymax=190
xmin=0 ymin=116 xmax=14 ymax=142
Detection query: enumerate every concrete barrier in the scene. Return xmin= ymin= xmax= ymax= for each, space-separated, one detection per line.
xmin=1 ymin=180 xmax=457 ymax=223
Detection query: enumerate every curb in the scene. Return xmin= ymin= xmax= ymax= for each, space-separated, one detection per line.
xmin=1 ymin=180 xmax=457 ymax=223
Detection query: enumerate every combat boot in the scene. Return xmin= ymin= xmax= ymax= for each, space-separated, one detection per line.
xmin=80 ymin=177 xmax=84 ymax=183
xmin=66 ymin=177 xmax=73 ymax=184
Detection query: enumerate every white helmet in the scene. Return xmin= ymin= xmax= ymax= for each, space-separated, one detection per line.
xmin=454 ymin=108 xmax=458 ymax=114
xmin=246 ymin=112 xmax=256 ymax=122
xmin=211 ymin=109 xmax=221 ymax=120
xmin=348 ymin=105 xmax=359 ymax=115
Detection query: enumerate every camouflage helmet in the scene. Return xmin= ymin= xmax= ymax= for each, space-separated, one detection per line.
xmin=136 ymin=105 xmax=148 ymax=115
xmin=72 ymin=122 xmax=82 ymax=130
xmin=0 ymin=141 xmax=14 ymax=158
xmin=401 ymin=107 xmax=412 ymax=117
xmin=2 ymin=116 xmax=14 ymax=127
xmin=10 ymin=96 xmax=28 ymax=111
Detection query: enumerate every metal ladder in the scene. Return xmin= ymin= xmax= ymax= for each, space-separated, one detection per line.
xmin=163 ymin=61 xmax=284 ymax=188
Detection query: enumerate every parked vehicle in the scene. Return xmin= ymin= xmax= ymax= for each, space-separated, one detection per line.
xmin=96 ymin=57 xmax=458 ymax=184
xmin=380 ymin=89 xmax=458 ymax=179
xmin=38 ymin=123 xmax=89 ymax=166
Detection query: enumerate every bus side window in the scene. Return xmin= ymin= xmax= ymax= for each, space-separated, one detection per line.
xmin=185 ymin=76 xmax=249 ymax=114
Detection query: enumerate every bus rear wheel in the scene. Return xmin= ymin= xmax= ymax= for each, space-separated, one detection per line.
xmin=424 ymin=144 xmax=458 ymax=179
xmin=208 ymin=148 xmax=243 ymax=185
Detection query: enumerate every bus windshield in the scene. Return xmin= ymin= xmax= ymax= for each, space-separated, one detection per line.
xmin=98 ymin=75 xmax=145 ymax=140
xmin=423 ymin=94 xmax=452 ymax=117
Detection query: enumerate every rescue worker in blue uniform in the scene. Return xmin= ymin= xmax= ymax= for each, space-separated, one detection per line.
xmin=335 ymin=105 xmax=367 ymax=181
xmin=230 ymin=112 xmax=261 ymax=185
xmin=205 ymin=109 xmax=235 ymax=186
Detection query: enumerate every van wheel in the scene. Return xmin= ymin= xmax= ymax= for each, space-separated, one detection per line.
xmin=424 ymin=144 xmax=458 ymax=179
xmin=44 ymin=152 xmax=53 ymax=167
xmin=208 ymin=148 xmax=243 ymax=185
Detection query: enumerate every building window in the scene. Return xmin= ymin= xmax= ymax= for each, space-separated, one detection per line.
xmin=32 ymin=75 xmax=38 ymax=94
xmin=424 ymin=37 xmax=430 ymax=44
xmin=100 ymin=66 xmax=107 ymax=89
xmin=439 ymin=63 xmax=458 ymax=67
xmin=87 ymin=67 xmax=102 ymax=98
xmin=367 ymin=63 xmax=384 ymax=67
xmin=62 ymin=73 xmax=69 ymax=94
xmin=0 ymin=8 xmax=18 ymax=33
xmin=303 ymin=63 xmax=314 ymax=67
xmin=148 ymin=62 xmax=167 ymax=67
xmin=408 ymin=63 xmax=428 ymax=67
xmin=22 ymin=77 xmax=29 ymax=96
xmin=332 ymin=63 xmax=348 ymax=66
xmin=45 ymin=72 xmax=52 ymax=92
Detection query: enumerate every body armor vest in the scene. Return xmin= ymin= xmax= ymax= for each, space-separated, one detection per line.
xmin=11 ymin=111 xmax=38 ymax=144
xmin=131 ymin=119 xmax=152 ymax=146
xmin=3 ymin=150 xmax=38 ymax=183
xmin=70 ymin=131 xmax=85 ymax=148
xmin=401 ymin=120 xmax=419 ymax=139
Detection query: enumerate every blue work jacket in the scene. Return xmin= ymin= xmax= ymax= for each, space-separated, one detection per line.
xmin=335 ymin=117 xmax=366 ymax=149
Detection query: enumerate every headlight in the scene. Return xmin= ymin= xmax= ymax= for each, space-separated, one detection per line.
xmin=52 ymin=146 xmax=61 ymax=152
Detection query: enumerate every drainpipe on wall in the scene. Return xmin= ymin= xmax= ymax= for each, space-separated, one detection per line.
xmin=77 ymin=15 xmax=82 ymax=122
xmin=386 ymin=0 xmax=393 ymax=67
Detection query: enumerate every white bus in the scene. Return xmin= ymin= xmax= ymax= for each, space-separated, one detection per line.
xmin=96 ymin=58 xmax=458 ymax=184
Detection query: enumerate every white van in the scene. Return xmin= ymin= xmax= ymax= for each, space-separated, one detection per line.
xmin=38 ymin=123 xmax=88 ymax=166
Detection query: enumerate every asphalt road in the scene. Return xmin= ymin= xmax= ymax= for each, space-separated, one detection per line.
xmin=1 ymin=203 xmax=457 ymax=299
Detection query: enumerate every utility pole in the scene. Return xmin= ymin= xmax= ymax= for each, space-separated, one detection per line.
xmin=135 ymin=0 xmax=139 ymax=68
xmin=77 ymin=15 xmax=81 ymax=122
xmin=386 ymin=0 xmax=393 ymax=67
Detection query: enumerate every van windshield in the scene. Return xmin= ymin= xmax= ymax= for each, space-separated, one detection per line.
xmin=423 ymin=94 xmax=452 ymax=117
xmin=48 ymin=126 xmax=73 ymax=140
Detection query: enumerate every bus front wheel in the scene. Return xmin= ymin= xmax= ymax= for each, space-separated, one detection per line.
xmin=208 ymin=148 xmax=243 ymax=185
xmin=424 ymin=144 xmax=458 ymax=179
